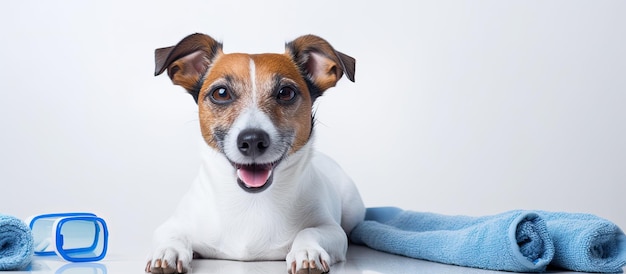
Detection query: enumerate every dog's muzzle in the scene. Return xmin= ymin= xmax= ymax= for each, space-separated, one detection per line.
xmin=233 ymin=129 xmax=279 ymax=193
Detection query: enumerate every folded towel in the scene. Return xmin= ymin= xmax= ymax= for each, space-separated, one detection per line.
xmin=538 ymin=211 xmax=626 ymax=273
xmin=350 ymin=207 xmax=626 ymax=273
xmin=0 ymin=214 xmax=33 ymax=271
xmin=350 ymin=207 xmax=554 ymax=272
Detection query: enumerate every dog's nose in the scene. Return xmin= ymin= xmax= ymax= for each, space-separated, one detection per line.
xmin=237 ymin=129 xmax=270 ymax=157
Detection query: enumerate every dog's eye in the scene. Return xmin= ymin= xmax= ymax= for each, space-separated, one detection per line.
xmin=276 ymin=87 xmax=296 ymax=103
xmin=208 ymin=87 xmax=234 ymax=104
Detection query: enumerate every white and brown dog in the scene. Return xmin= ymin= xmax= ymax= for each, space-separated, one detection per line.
xmin=146 ymin=33 xmax=365 ymax=274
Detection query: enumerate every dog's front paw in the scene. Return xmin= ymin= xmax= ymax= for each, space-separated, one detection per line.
xmin=286 ymin=247 xmax=330 ymax=274
xmin=145 ymin=244 xmax=192 ymax=274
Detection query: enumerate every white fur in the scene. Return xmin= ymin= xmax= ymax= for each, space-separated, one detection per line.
xmin=249 ymin=59 xmax=258 ymax=105
xmin=147 ymin=130 xmax=365 ymax=273
xmin=223 ymin=107 xmax=282 ymax=165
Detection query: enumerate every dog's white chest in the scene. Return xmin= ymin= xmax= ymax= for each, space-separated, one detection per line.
xmin=205 ymin=202 xmax=297 ymax=260
xmin=218 ymin=231 xmax=290 ymax=260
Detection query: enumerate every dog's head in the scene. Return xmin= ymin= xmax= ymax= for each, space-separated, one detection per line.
xmin=154 ymin=33 xmax=355 ymax=193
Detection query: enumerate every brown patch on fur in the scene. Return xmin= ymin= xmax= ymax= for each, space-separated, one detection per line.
xmin=154 ymin=33 xmax=223 ymax=102
xmin=197 ymin=52 xmax=313 ymax=154
xmin=198 ymin=54 xmax=254 ymax=150
xmin=252 ymin=54 xmax=313 ymax=154
xmin=285 ymin=35 xmax=355 ymax=95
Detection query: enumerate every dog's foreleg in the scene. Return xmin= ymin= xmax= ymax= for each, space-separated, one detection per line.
xmin=146 ymin=219 xmax=193 ymax=274
xmin=286 ymin=225 xmax=347 ymax=274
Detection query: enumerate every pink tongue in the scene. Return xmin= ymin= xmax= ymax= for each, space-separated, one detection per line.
xmin=237 ymin=165 xmax=272 ymax=188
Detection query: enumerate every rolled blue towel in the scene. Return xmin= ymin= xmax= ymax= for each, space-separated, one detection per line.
xmin=0 ymin=214 xmax=33 ymax=270
xmin=538 ymin=211 xmax=626 ymax=273
xmin=350 ymin=207 xmax=555 ymax=272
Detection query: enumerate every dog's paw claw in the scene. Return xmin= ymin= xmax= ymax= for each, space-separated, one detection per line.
xmin=146 ymin=244 xmax=191 ymax=273
xmin=287 ymin=248 xmax=330 ymax=274
xmin=146 ymin=259 xmax=188 ymax=274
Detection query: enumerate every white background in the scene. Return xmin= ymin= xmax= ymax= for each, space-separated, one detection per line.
xmin=1 ymin=1 xmax=624 ymax=258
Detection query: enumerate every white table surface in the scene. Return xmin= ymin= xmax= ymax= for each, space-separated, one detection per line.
xmin=8 ymin=244 xmax=619 ymax=274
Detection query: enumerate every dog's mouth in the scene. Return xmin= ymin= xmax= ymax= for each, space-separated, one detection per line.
xmin=233 ymin=162 xmax=279 ymax=193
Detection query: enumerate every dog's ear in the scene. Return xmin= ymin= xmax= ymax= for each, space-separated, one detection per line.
xmin=154 ymin=33 xmax=223 ymax=103
xmin=285 ymin=35 xmax=355 ymax=99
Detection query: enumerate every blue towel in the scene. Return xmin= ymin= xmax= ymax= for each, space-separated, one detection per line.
xmin=0 ymin=214 xmax=33 ymax=271
xmin=350 ymin=207 xmax=554 ymax=272
xmin=538 ymin=211 xmax=626 ymax=273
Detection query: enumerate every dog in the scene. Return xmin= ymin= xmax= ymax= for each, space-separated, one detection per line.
xmin=145 ymin=33 xmax=365 ymax=274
